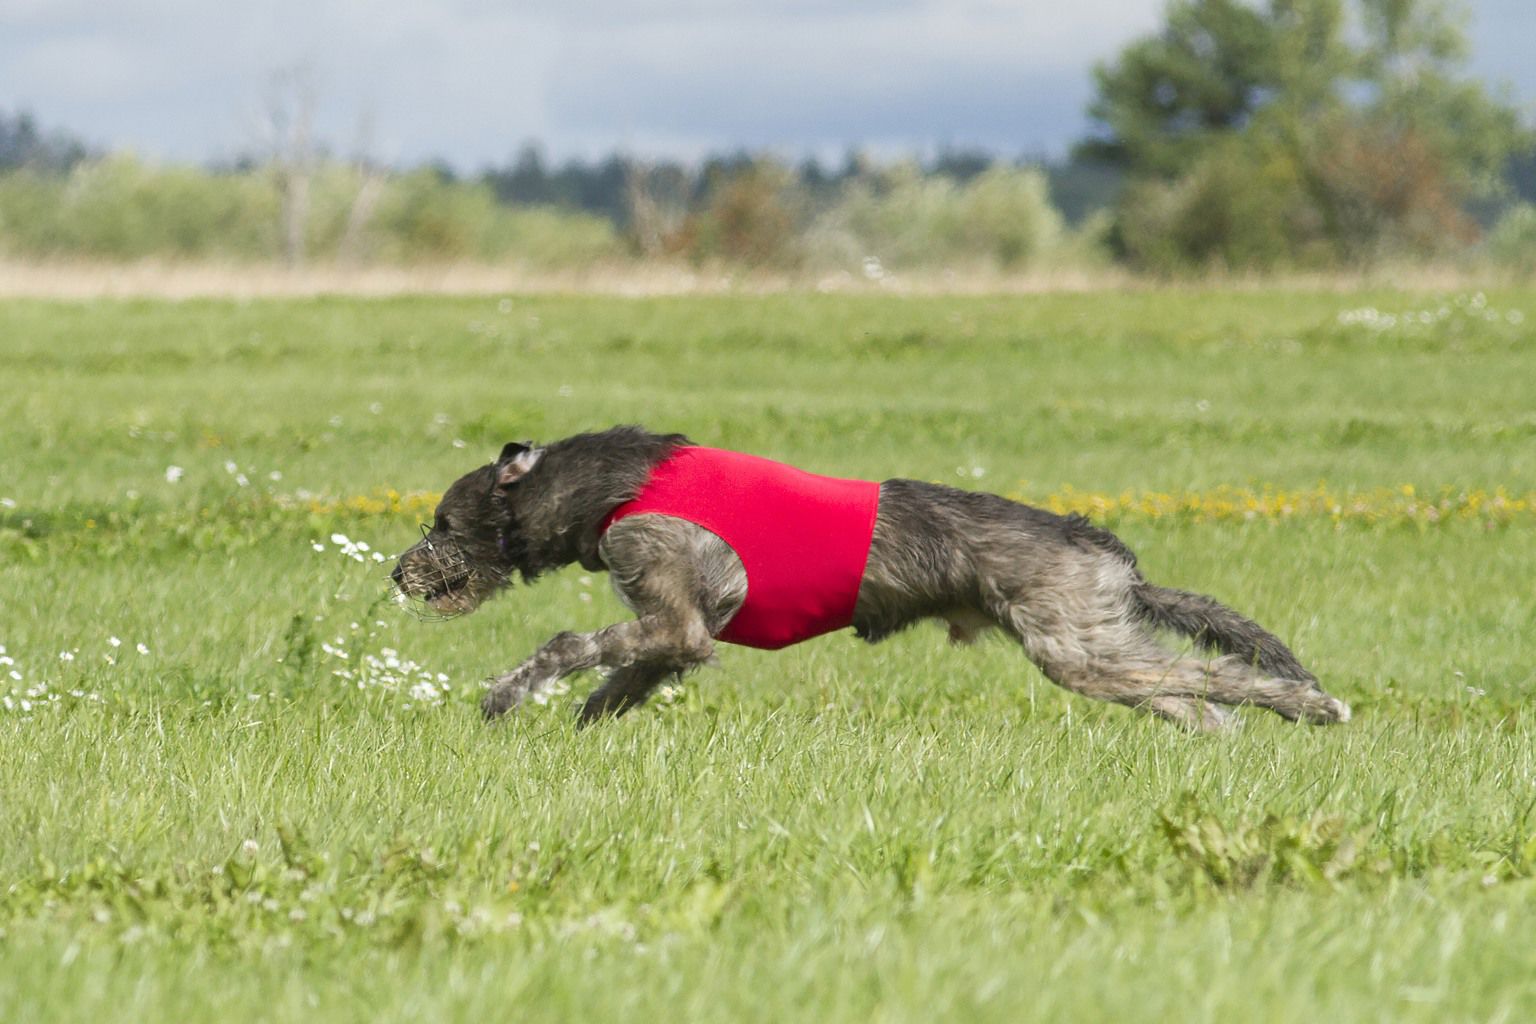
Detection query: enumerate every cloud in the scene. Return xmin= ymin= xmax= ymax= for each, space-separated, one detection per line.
xmin=0 ymin=0 xmax=1529 ymax=166
xmin=0 ymin=0 xmax=561 ymax=162
xmin=544 ymin=0 xmax=1163 ymax=157
xmin=6 ymin=34 xmax=151 ymax=104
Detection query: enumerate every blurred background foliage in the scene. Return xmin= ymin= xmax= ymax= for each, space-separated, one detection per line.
xmin=1 ymin=0 xmax=1534 ymax=276
xmin=1083 ymin=0 xmax=1534 ymax=271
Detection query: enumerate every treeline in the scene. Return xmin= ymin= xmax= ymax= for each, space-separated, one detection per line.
xmin=10 ymin=126 xmax=1528 ymax=274
xmin=481 ymin=146 xmax=1123 ymax=229
xmin=0 ymin=111 xmax=89 ymax=175
xmin=4 ymin=125 xmax=1529 ymax=275
xmin=0 ymin=112 xmax=1116 ymax=272
xmin=4 ymin=0 xmax=1536 ymax=275
xmin=490 ymin=149 xmax=1123 ymax=269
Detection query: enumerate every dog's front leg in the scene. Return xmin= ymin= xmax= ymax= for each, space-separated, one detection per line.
xmin=480 ymin=613 xmax=712 ymax=720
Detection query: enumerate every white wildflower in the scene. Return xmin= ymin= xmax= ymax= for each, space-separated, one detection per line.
xmin=165 ymin=466 xmax=185 ymax=484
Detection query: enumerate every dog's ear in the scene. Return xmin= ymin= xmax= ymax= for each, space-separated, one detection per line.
xmin=495 ymin=441 xmax=543 ymax=489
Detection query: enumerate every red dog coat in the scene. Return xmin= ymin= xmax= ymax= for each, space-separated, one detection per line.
xmin=601 ymin=447 xmax=881 ymax=649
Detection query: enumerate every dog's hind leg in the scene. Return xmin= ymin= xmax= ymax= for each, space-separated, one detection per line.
xmin=991 ymin=561 xmax=1347 ymax=729
xmin=1010 ymin=624 xmax=1240 ymax=731
xmin=1133 ymin=582 xmax=1320 ymax=684
xmin=1130 ymin=582 xmax=1350 ymax=722
xmin=1013 ymin=626 xmax=1348 ymax=729
xmin=1117 ymin=652 xmax=1349 ymax=724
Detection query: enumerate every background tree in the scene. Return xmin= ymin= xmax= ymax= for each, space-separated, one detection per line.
xmin=260 ymin=66 xmax=319 ymax=269
xmin=336 ymin=114 xmax=388 ymax=267
xmin=1085 ymin=0 xmax=1529 ymax=270
xmin=1082 ymin=0 xmax=1282 ymax=177
xmin=0 ymin=111 xmax=91 ymax=174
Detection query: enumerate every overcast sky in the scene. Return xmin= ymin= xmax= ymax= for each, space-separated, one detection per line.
xmin=2 ymin=0 xmax=1532 ymax=169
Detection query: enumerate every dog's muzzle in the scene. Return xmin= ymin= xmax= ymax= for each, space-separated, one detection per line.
xmin=392 ymin=531 xmax=475 ymax=610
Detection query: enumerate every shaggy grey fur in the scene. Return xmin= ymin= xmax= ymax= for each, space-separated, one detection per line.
xmin=391 ymin=426 xmax=1350 ymax=731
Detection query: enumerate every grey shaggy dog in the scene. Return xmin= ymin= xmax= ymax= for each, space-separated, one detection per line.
xmin=391 ymin=426 xmax=1350 ymax=731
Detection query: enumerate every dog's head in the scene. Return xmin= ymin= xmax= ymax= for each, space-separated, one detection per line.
xmin=391 ymin=442 xmax=543 ymax=616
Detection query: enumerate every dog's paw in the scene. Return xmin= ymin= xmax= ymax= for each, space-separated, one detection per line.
xmin=480 ymin=672 xmax=530 ymax=720
xmin=1144 ymin=695 xmax=1240 ymax=733
xmin=480 ymin=682 xmax=518 ymax=721
xmin=1296 ymin=691 xmax=1352 ymax=725
xmin=481 ymin=665 xmax=562 ymax=721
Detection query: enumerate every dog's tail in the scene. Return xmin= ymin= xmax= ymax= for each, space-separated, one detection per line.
xmin=1133 ymin=583 xmax=1317 ymax=683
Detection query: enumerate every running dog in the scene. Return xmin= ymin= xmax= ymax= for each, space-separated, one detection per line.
xmin=391 ymin=426 xmax=1350 ymax=731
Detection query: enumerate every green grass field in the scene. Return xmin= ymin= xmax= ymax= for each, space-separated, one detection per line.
xmin=2 ymin=289 xmax=1534 ymax=1022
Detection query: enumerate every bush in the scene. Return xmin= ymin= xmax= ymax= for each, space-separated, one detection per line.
xmin=372 ymin=170 xmax=512 ymax=261
xmin=955 ymin=167 xmax=1065 ymax=266
xmin=809 ymin=164 xmax=1069 ymax=271
xmin=0 ymin=156 xmax=278 ymax=259
xmin=0 ymin=156 xmax=622 ymax=266
xmin=1298 ymin=115 xmax=1479 ymax=263
xmin=674 ymin=163 xmax=802 ymax=268
xmin=1112 ymin=115 xmax=1483 ymax=274
xmin=368 ymin=171 xmax=621 ymax=265
xmin=1485 ymin=203 xmax=1536 ymax=273
xmin=1114 ymin=139 xmax=1311 ymax=273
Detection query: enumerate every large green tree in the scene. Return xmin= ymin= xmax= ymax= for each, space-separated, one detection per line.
xmin=1084 ymin=0 xmax=1528 ymax=268
xmin=1083 ymin=0 xmax=1297 ymax=176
